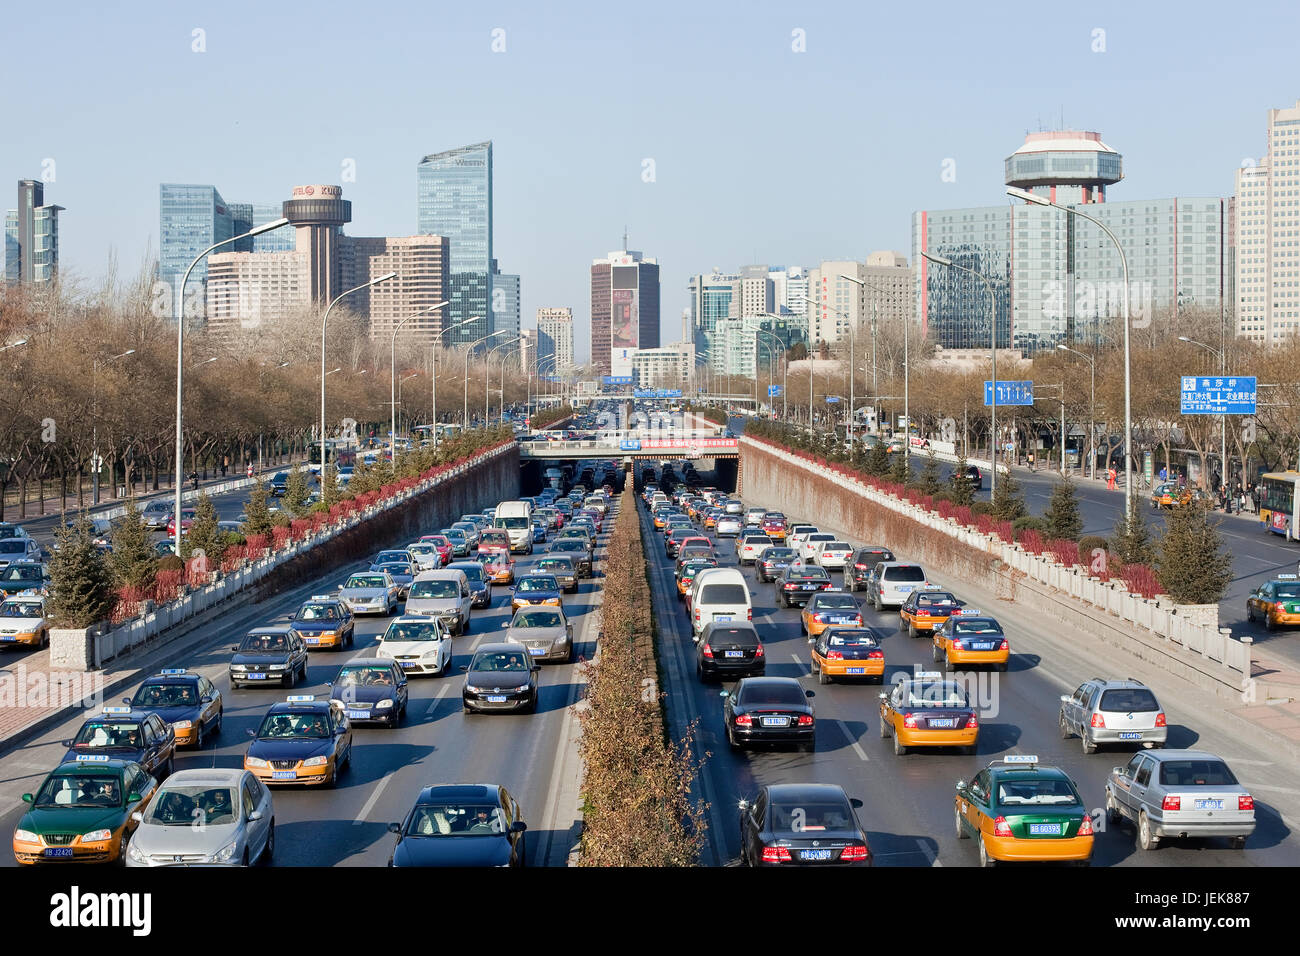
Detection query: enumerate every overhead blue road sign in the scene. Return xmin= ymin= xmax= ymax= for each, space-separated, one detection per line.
xmin=1180 ymin=376 xmax=1257 ymax=415
xmin=825 ymin=396 xmax=840 ymax=403
xmin=768 ymin=385 xmax=783 ymax=396
xmin=983 ymin=380 xmax=1034 ymax=406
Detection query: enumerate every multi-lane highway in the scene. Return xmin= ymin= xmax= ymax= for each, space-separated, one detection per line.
xmin=646 ymin=476 xmax=1300 ymax=867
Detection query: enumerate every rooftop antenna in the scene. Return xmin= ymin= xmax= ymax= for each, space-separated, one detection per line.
xmin=623 ymin=225 xmax=628 ymax=250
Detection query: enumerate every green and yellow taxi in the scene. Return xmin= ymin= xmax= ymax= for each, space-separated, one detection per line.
xmin=1246 ymin=574 xmax=1300 ymax=630
xmin=954 ymin=755 xmax=1094 ymax=866
xmin=244 ymin=696 xmax=352 ymax=787
xmin=13 ymin=756 xmax=156 ymax=864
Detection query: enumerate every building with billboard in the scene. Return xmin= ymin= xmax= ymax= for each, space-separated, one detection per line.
xmin=591 ymin=248 xmax=660 ymax=376
xmin=492 ymin=260 xmax=520 ymax=352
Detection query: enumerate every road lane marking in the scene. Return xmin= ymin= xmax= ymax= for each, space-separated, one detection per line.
xmin=424 ymin=682 xmax=452 ymax=717
xmin=835 ymin=719 xmax=869 ymax=762
xmin=789 ymin=653 xmax=808 ymax=676
xmin=353 ymin=770 xmax=394 ymax=825
xmin=917 ymin=839 xmax=942 ymax=867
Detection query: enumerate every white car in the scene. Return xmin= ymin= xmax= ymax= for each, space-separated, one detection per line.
xmin=736 ymin=533 xmax=774 ymax=566
xmin=715 ymin=515 xmax=744 ymax=537
xmin=744 ymin=507 xmax=767 ymax=526
xmin=126 ymin=768 xmax=274 ymax=867
xmin=800 ymin=533 xmax=837 ymax=562
xmin=0 ymin=591 xmax=48 ymax=649
xmin=869 ymin=562 xmax=936 ymax=611
xmin=813 ymin=540 xmax=854 ymax=570
xmin=787 ymin=525 xmax=818 ymax=553
xmin=405 ymin=543 xmax=443 ymax=570
xmin=376 ymin=615 xmax=454 ymax=676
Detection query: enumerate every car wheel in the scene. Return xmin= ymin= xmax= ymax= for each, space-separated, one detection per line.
xmin=1105 ymin=791 xmax=1122 ymax=826
xmin=1246 ymin=605 xmax=1255 ymax=623
xmin=211 ymin=709 xmax=223 ymax=741
xmin=978 ymin=834 xmax=995 ymax=867
xmin=1081 ymin=733 xmax=1097 ymax=755
xmin=1137 ymin=811 xmax=1158 ymax=850
xmin=727 ymin=723 xmax=739 ymax=751
xmin=260 ymin=821 xmax=275 ymax=864
xmin=932 ymin=643 xmax=942 ymax=663
xmin=893 ymin=734 xmax=906 ymax=756
xmin=873 ymin=595 xmax=882 ymax=612
xmin=39 ymin=628 xmax=48 ymax=650
xmin=955 ymin=805 xmax=968 ymax=839
xmin=879 ymin=717 xmax=890 ymax=738
xmin=817 ymin=666 xmax=830 ymax=686
xmin=463 ymin=702 xmax=474 ymax=715
xmin=242 ymin=847 xmax=250 ymax=866
xmin=696 ymin=663 xmax=706 ymax=683
xmin=1265 ymin=613 xmax=1275 ymax=631
xmin=907 ymin=622 xmax=917 ymax=638
xmin=162 ymin=758 xmax=174 ymax=779
xmin=1059 ymin=713 xmax=1071 ymax=739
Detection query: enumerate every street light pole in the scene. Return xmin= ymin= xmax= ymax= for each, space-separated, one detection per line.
xmin=758 ymin=322 xmax=789 ymax=419
xmin=486 ymin=336 xmax=522 ymax=423
xmin=92 ymin=347 xmax=133 ymax=505
xmin=174 ymin=217 xmax=289 ymax=553
xmin=464 ymin=329 xmax=509 ymax=426
xmin=1009 ymin=185 xmax=1133 ymax=514
xmin=1057 ymin=344 xmax=1096 ymax=480
xmin=1179 ymin=336 xmax=1229 ymax=491
xmin=390 ymin=301 xmax=447 ymax=462
xmin=430 ymin=315 xmax=478 ymax=446
xmin=321 ymin=271 xmax=398 ymax=499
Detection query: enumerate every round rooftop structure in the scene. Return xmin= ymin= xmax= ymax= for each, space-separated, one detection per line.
xmin=1004 ymin=131 xmax=1123 ymax=190
xmin=282 ymin=184 xmax=351 ymax=226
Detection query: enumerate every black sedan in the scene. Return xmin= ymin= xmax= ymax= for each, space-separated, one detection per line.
xmin=696 ymin=623 xmax=765 ymax=682
xmin=330 ymin=659 xmax=409 ymax=727
xmin=739 ymin=783 xmax=871 ymax=866
xmin=389 ymin=784 xmax=527 ymax=866
xmin=229 ymin=627 xmax=309 ymax=689
xmin=461 ymin=643 xmax=540 ymax=714
xmin=722 ymin=677 xmax=816 ymax=752
xmin=775 ymin=566 xmax=833 ymax=608
xmin=846 ymin=546 xmax=896 ymax=592
xmin=756 ymin=546 xmax=798 ymax=583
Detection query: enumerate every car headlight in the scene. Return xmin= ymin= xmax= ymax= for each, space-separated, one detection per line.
xmin=211 ymin=840 xmax=239 ymax=863
xmin=376 ymin=699 xmax=394 ymax=710
xmin=268 ymin=664 xmax=286 ymax=671
xmin=82 ymin=829 xmax=113 ymax=843
xmin=465 ymin=684 xmax=484 ymax=694
xmin=172 ymin=720 xmax=193 ymax=730
xmin=302 ymin=756 xmax=329 ymax=767
xmin=230 ymin=664 xmax=246 ymax=671
xmin=245 ymin=756 xmax=269 ymax=769
xmin=127 ymin=839 xmax=147 ymax=863
xmin=422 ymin=646 xmax=441 ymax=656
xmin=14 ymin=828 xmax=37 ymax=843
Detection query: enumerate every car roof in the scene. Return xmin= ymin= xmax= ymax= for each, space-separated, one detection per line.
xmin=246 ymin=625 xmax=293 ymax=636
xmin=414 ymin=568 xmax=468 ymax=581
xmin=162 ymin=768 xmax=249 ymax=785
xmin=700 ymin=622 xmax=759 ymax=639
xmin=387 ymin=615 xmax=444 ymax=626
xmin=738 ymin=676 xmax=803 ymax=690
xmin=765 ymin=782 xmax=849 ymax=803
xmin=418 ymin=784 xmax=502 ymax=802
xmin=1085 ymin=677 xmax=1148 ymax=689
xmin=265 ymin=699 xmax=332 ymax=715
xmin=472 ymin=641 xmax=529 ymax=654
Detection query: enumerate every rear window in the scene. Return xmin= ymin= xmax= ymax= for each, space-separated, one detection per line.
xmin=917 ymin=592 xmax=958 ymax=607
xmin=823 ymin=541 xmax=849 ymax=550
xmin=707 ymin=626 xmax=759 ymax=646
xmin=996 ymin=778 xmax=1079 ymax=807
xmin=768 ymin=800 xmax=854 ymax=833
xmin=858 ymin=549 xmax=894 ymax=561
xmin=699 ymin=584 xmax=748 ymax=605
xmin=792 ymin=568 xmax=830 ymax=581
xmin=884 ymin=566 xmax=926 ymax=582
xmin=809 ymin=534 xmax=835 ymax=543
xmin=738 ymin=683 xmax=804 ymax=706
xmin=1098 ymin=688 xmax=1160 ymax=712
xmin=1157 ymin=759 xmax=1238 ymax=787
xmin=816 ymin=595 xmax=858 ymax=610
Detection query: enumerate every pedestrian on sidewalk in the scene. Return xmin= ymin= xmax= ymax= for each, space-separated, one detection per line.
xmin=187 ymin=471 xmax=199 ymax=492
xmin=221 ymin=455 xmax=229 ymax=477
xmin=1106 ymin=466 xmax=1117 ymax=490
xmin=246 ymin=462 xmax=254 ymax=479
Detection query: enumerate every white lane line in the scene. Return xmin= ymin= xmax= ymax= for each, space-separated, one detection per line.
xmin=835 ymin=719 xmax=869 ymax=762
xmin=424 ymin=682 xmax=452 ymax=717
xmin=353 ymin=771 xmax=394 ymax=825
xmin=917 ymin=839 xmax=942 ymax=867
xmin=1242 ymin=782 xmax=1300 ymax=796
xmin=1227 ymin=758 xmax=1274 ymax=767
xmin=790 ymin=653 xmax=808 ymax=676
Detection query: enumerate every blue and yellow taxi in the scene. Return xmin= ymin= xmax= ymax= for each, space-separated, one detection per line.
xmin=62 ymin=707 xmax=176 ymax=781
xmin=289 ymin=595 xmax=355 ymax=650
xmin=126 ymin=669 xmax=223 ymax=748
xmin=244 ymin=696 xmax=352 ymax=787
xmin=932 ymin=610 xmax=1010 ymax=671
xmin=0 ymin=589 xmax=49 ymax=648
xmin=954 ymin=755 xmax=1094 ymax=866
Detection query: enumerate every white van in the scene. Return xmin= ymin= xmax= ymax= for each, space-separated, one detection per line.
xmin=494 ymin=501 xmax=534 ymax=554
xmin=689 ymin=568 xmax=752 ymax=641
xmin=405 ymin=568 xmax=473 ymax=635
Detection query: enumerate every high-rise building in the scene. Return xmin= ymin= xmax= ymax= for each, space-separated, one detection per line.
xmin=5 ymin=180 xmax=63 ymax=284
xmin=914 ymin=130 xmax=1227 ymax=353
xmin=590 ymin=248 xmax=660 ymax=376
xmin=737 ymin=268 xmax=775 ymax=319
xmin=341 ymin=235 xmax=450 ymax=342
xmin=536 ymin=307 xmax=574 ymax=374
xmin=768 ymin=265 xmax=808 ymax=316
xmin=632 ymin=343 xmax=694 ymax=388
xmin=687 ymin=271 xmax=739 ymax=359
xmin=1234 ymin=100 xmax=1300 ymax=343
xmin=206 ymin=251 xmax=311 ymax=333
xmin=417 ymin=142 xmax=493 ymax=347
xmin=491 ymin=260 xmax=520 ymax=351
xmin=806 ymin=260 xmax=868 ymax=345
xmin=519 ymin=328 xmax=537 ymax=373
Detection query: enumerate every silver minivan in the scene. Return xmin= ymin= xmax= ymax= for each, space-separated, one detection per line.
xmin=1059 ymin=678 xmax=1167 ymax=753
xmin=405 ymin=569 xmax=473 ymax=635
xmin=868 ymin=562 xmax=934 ymax=610
xmin=690 ymin=568 xmax=752 ymax=641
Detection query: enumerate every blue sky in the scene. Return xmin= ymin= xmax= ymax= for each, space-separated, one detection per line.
xmin=6 ymin=0 xmax=1300 ymax=361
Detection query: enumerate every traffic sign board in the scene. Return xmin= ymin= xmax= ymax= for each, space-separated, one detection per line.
xmin=825 ymin=396 xmax=840 ymax=404
xmin=1180 ymin=376 xmax=1257 ymax=415
xmin=90 ymin=454 xmax=104 ymax=471
xmin=768 ymin=384 xmax=783 ymax=396
xmin=983 ymin=380 xmax=1034 ymax=406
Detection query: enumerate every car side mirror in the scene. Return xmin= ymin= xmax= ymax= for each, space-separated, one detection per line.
xmin=21 ymin=793 xmax=33 ymax=803
xmin=246 ymin=729 xmax=256 ymax=738
xmin=805 ymin=689 xmax=816 ymax=698
xmin=719 ymin=690 xmax=729 ymax=698
xmin=248 ymin=810 xmax=263 ymax=822
xmin=531 ymin=665 xmax=541 ymax=673
xmin=500 ymin=621 xmax=510 ymax=629
xmin=388 ymin=822 xmax=402 ymax=834
xmin=1059 ymin=695 xmax=1071 ymax=703
xmin=850 ymin=798 xmax=864 ymax=810
xmin=460 ymin=665 xmax=469 ymax=672
xmin=1113 ymin=766 xmax=1125 ymax=777
xmin=201 ymin=696 xmax=213 ymax=704
xmin=130 ymin=810 xmax=146 ymax=823
xmin=127 ymin=792 xmax=141 ymax=803
xmin=121 ymin=697 xmax=132 ymax=705
xmin=955 ymin=780 xmax=967 ymax=793
xmin=510 ymin=820 xmax=527 ymax=833
xmin=60 ymin=739 xmax=73 ymax=748
xmin=737 ymin=799 xmax=750 ymax=812
xmin=231 ymin=646 xmax=240 ymax=653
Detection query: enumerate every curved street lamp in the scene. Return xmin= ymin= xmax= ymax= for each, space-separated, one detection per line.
xmin=464 ymin=329 xmax=509 ymax=426
xmin=390 ymin=301 xmax=448 ymax=460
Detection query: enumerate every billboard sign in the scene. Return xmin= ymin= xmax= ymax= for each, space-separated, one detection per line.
xmin=1179 ymin=376 xmax=1257 ymax=415
xmin=768 ymin=385 xmax=783 ymax=396
xmin=611 ymin=289 xmax=637 ymax=350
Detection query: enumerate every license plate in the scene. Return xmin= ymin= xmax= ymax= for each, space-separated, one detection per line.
xmin=847 ymin=667 xmax=865 ymax=675
xmin=761 ymin=716 xmax=789 ymax=727
xmin=0 ymin=636 xmax=13 ymax=642
xmin=929 ymin=718 xmax=955 ymax=728
xmin=724 ymin=650 xmax=744 ymax=658
xmin=832 ymin=617 xmax=854 ymax=624
xmin=246 ymin=673 xmax=267 ymax=680
xmin=1029 ymin=823 xmax=1062 ymax=835
xmin=972 ymin=643 xmax=994 ymax=651
xmin=485 ymin=695 xmax=508 ymax=703
xmin=801 ymin=849 xmax=833 ymax=861
xmin=304 ymin=637 xmax=320 ymax=645
xmin=272 ymin=771 xmax=296 ymax=780
xmin=528 ymin=647 xmax=546 ymax=655
xmin=398 ymin=661 xmax=416 ymax=668
xmin=43 ymin=847 xmax=75 ymax=858
xmin=714 ymin=615 xmax=733 ymax=623
xmin=346 ymin=709 xmax=369 ymax=719
xmin=897 ymin=586 xmax=913 ymax=593
xmin=1118 ymin=732 xmax=1142 ymax=740
xmin=1195 ymin=799 xmax=1224 ymax=810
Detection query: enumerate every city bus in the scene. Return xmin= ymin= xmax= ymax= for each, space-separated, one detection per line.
xmin=1259 ymin=471 xmax=1300 ymax=539
xmin=307 ymin=440 xmax=357 ymax=474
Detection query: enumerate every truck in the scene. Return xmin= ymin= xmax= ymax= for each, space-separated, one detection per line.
xmin=494 ymin=501 xmax=534 ymax=554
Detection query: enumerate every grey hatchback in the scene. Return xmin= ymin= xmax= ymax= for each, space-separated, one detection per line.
xmin=1058 ymin=678 xmax=1167 ymax=754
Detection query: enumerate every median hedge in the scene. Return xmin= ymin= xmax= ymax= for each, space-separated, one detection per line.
xmin=577 ymin=489 xmax=707 ymax=866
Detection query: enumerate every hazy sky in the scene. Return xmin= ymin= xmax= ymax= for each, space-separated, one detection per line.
xmin=6 ymin=0 xmax=1299 ymax=361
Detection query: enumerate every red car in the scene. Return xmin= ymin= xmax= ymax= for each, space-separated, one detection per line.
xmin=761 ymin=514 xmax=788 ymax=540
xmin=578 ymin=508 xmax=603 ymax=532
xmin=419 ymin=534 xmax=453 ymax=566
xmin=165 ymin=509 xmax=197 ymax=537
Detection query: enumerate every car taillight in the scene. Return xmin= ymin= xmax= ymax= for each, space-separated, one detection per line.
xmin=701 ymin=643 xmax=713 ymax=658
xmin=796 ymin=715 xmax=813 ymax=726
xmin=735 ymin=714 xmax=752 ymax=727
xmin=952 ymin=639 xmax=964 ymax=650
xmin=747 ymin=608 xmax=752 ymax=621
xmin=1162 ymin=795 xmax=1180 ymax=811
xmin=993 ymin=816 xmax=1013 ymax=837
xmin=1276 ymin=601 xmax=1286 ymax=611
xmin=1238 ymin=795 xmax=1254 ymax=811
xmin=826 ymin=650 xmax=843 ymax=660
xmin=1090 ymin=713 xmax=1106 ymax=728
xmin=868 ymin=650 xmax=884 ymax=660
xmin=760 ymin=845 xmax=792 ymax=863
xmin=821 ymin=582 xmax=832 ymax=590
xmin=814 ymin=613 xmax=827 ymax=623
xmin=902 ymin=713 xmax=917 ymax=728
xmin=916 ymin=609 xmax=930 ymax=617
xmin=1079 ymin=814 xmax=1094 ymax=837
xmin=784 ymin=583 xmax=797 ymax=590
xmin=840 ymin=845 xmax=869 ymax=862
xmin=694 ymin=610 xmax=700 ymax=621
xmin=1154 ymin=712 xmax=1166 ymax=727
xmin=999 ymin=639 xmax=1009 ymax=651
xmin=854 ymin=563 xmax=866 ymax=570
xmin=754 ymin=645 xmax=765 ymax=658
xmin=965 ymin=714 xmax=979 ymax=728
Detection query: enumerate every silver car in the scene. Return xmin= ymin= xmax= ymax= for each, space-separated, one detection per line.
xmin=1059 ymin=678 xmax=1167 ymax=753
xmin=125 ymin=768 xmax=274 ymax=866
xmin=405 ymin=569 xmax=473 ymax=635
xmin=338 ymin=571 xmax=400 ymax=616
xmin=1105 ymin=749 xmax=1256 ymax=850
xmin=716 ymin=515 xmax=744 ymax=538
xmin=868 ymin=562 xmax=934 ymax=611
xmin=405 ymin=543 xmax=443 ymax=570
xmin=504 ymin=606 xmax=574 ymax=663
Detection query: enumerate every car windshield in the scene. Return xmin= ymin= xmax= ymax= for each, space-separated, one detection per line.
xmin=552 ymin=541 xmax=581 ymax=552
xmin=0 ymin=601 xmax=42 ymax=618
xmin=471 ymin=651 xmax=529 ymax=672
xmin=996 ymin=778 xmax=1079 ymax=807
xmin=378 ymin=563 xmax=412 ymax=577
xmin=1275 ymin=585 xmax=1300 ymax=599
xmin=1157 ymin=759 xmax=1238 ymax=787
xmin=0 ymin=526 xmax=21 ymax=538
xmin=903 ymin=681 xmax=969 ymax=707
xmin=336 ymin=666 xmax=397 ymax=686
xmin=383 ymin=622 xmax=442 ymax=642
xmin=35 ymin=773 xmax=123 ymax=809
xmin=917 ymin=592 xmax=958 ymax=607
xmin=452 ymin=566 xmax=485 ymax=583
xmin=148 ymin=786 xmax=236 ymax=826
xmin=827 ymin=631 xmax=876 ymax=647
xmin=517 ymin=577 xmax=558 ymax=592
xmin=0 ymin=541 xmax=27 ymax=554
xmin=0 ymin=565 xmax=40 ymax=581
xmin=72 ymin=721 xmax=142 ymax=748
xmin=885 ymin=566 xmax=926 ymax=582
xmin=345 ymin=576 xmax=386 ymax=589
xmin=407 ymin=803 xmax=507 ymax=837
xmin=296 ymin=604 xmax=340 ymax=621
xmin=538 ymin=561 xmax=571 ymax=574
xmin=132 ymin=683 xmax=197 ymax=708
xmin=738 ymin=683 xmax=805 ymax=707
xmin=953 ymin=619 xmax=1002 ymax=634
xmin=814 ymin=595 xmax=858 ymax=610
xmin=423 ymin=536 xmax=450 ymax=548
xmin=377 ymin=552 xmax=408 ymax=563
xmin=497 ymin=517 xmax=528 ymax=530
xmin=408 ymin=545 xmax=435 ymax=556
xmin=515 ymin=611 xmax=563 ymax=629
xmin=240 ymin=632 xmax=289 ymax=652
xmin=256 ymin=712 xmax=331 ymax=739
xmin=769 ymin=799 xmax=854 ymax=833
xmin=1098 ymin=688 xmax=1160 ymax=712
xmin=443 ymin=530 xmax=467 ymax=542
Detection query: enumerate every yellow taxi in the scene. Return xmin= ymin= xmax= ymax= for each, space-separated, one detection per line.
xmin=0 ymin=590 xmax=48 ymax=648
xmin=244 ymin=696 xmax=352 ymax=787
xmin=485 ymin=553 xmax=515 ymax=585
xmin=810 ymin=627 xmax=884 ymax=684
xmin=288 ymin=596 xmax=355 ymax=650
xmin=932 ymin=611 xmax=1009 ymax=671
xmin=652 ymin=509 xmax=674 ymax=530
xmin=703 ymin=511 xmax=721 ymax=530
xmin=1246 ymin=574 xmax=1300 ymax=630
xmin=878 ymin=673 xmax=978 ymax=755
xmin=954 ymin=756 xmax=1095 ymax=866
xmin=899 ymin=589 xmax=960 ymax=638
xmin=676 ymin=560 xmax=715 ymax=600
xmin=1149 ymin=482 xmax=1213 ymax=510
xmin=800 ymin=591 xmax=864 ymax=639
xmin=510 ymin=575 xmax=562 ymax=613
